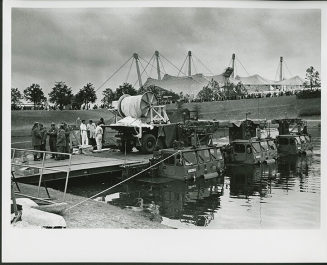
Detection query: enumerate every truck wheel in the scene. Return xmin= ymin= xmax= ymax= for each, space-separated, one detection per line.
xmin=141 ymin=134 xmax=157 ymax=154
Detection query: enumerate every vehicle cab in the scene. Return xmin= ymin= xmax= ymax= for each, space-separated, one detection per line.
xmin=276 ymin=135 xmax=301 ymax=155
xmin=156 ymin=146 xmax=224 ymax=181
xmin=276 ymin=134 xmax=313 ymax=155
xmin=229 ymin=140 xmax=262 ymax=164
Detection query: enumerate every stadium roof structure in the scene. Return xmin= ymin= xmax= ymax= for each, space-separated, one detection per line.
xmin=275 ymin=75 xmax=305 ymax=86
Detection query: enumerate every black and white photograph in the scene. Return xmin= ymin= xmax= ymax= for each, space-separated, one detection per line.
xmin=3 ymin=0 xmax=327 ymax=263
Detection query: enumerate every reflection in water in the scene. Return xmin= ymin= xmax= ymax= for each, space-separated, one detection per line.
xmin=101 ymin=177 xmax=225 ymax=227
xmin=228 ymin=163 xmax=277 ymax=198
xmin=61 ymin=136 xmax=320 ymax=228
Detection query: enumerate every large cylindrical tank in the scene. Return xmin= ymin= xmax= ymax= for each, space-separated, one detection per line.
xmin=117 ymin=92 xmax=158 ymax=119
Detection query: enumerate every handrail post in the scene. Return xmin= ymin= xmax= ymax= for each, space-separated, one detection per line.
xmin=12 ymin=148 xmax=16 ymax=160
xmin=63 ymin=154 xmax=72 ymax=201
xmin=37 ymin=151 xmax=46 ymax=197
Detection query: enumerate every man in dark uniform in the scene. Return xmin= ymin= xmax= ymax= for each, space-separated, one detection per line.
xmin=56 ymin=124 xmax=66 ymax=160
xmin=47 ymin=122 xmax=58 ymax=158
xmin=63 ymin=122 xmax=71 ymax=159
xmin=31 ymin=122 xmax=42 ymax=161
xmin=39 ymin=123 xmax=47 ymax=159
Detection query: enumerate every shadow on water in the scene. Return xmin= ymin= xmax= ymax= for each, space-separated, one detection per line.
xmin=45 ymin=136 xmax=320 ymax=228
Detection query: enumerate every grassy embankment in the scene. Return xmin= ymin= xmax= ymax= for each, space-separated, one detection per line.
xmin=15 ymin=183 xmax=171 ymax=229
xmin=167 ymin=95 xmax=321 ymax=120
xmin=11 ymin=109 xmax=115 ymax=136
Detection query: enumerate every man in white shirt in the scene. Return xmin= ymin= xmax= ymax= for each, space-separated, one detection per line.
xmin=80 ymin=119 xmax=88 ymax=146
xmin=95 ymin=122 xmax=103 ymax=150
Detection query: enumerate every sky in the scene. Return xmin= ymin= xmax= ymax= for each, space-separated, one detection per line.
xmin=11 ymin=7 xmax=321 ymax=100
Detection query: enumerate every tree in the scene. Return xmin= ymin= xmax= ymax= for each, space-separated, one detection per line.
xmin=101 ymin=88 xmax=115 ymax=108
xmin=11 ymin=88 xmax=22 ymax=110
xmin=75 ymin=83 xmax=97 ymax=110
xmin=48 ymin=81 xmax=73 ymax=110
xmin=115 ymin=83 xmax=137 ymax=100
xmin=197 ymin=85 xmax=214 ymax=102
xmin=23 ymin=83 xmax=46 ymax=109
xmin=304 ymin=66 xmax=320 ymax=90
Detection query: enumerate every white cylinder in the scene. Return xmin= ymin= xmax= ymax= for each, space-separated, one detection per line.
xmin=118 ymin=92 xmax=158 ymax=119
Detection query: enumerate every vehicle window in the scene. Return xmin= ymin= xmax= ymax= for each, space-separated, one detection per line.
xmin=278 ymin=138 xmax=288 ymax=145
xmin=260 ymin=141 xmax=269 ymax=150
xmin=183 ymin=152 xmax=197 ymax=166
xmin=246 ymin=145 xmax=252 ymax=154
xmin=209 ymin=148 xmax=217 ymax=159
xmin=251 ymin=142 xmax=261 ymax=152
xmin=163 ymin=153 xmax=175 ymax=165
xmin=197 ymin=150 xmax=211 ymax=163
xmin=234 ymin=144 xmax=245 ymax=153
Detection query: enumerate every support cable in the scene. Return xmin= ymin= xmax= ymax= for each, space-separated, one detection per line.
xmin=193 ymin=54 xmax=214 ymax=75
xmin=95 ymin=55 xmax=133 ymax=92
xmin=177 ymin=55 xmax=188 ymax=77
xmin=139 ymin=59 xmax=150 ymax=78
xmin=161 ymin=54 xmax=187 ymax=76
xmin=159 ymin=57 xmax=167 ymax=74
xmin=191 ymin=57 xmax=198 ymax=74
xmin=141 ymin=55 xmax=165 ymax=76
xmin=149 ymin=56 xmax=155 ymax=77
xmin=284 ymin=60 xmax=293 ymax=77
xmin=125 ymin=58 xmax=134 ymax=83
xmin=64 ymin=150 xmax=181 ymax=212
xmin=236 ymin=57 xmax=250 ymax=76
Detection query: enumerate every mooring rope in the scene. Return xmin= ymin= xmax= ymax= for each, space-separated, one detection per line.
xmin=64 ymin=150 xmax=181 ymax=212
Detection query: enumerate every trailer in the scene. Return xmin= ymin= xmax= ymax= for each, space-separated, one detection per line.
xmin=108 ymin=92 xmax=220 ymax=154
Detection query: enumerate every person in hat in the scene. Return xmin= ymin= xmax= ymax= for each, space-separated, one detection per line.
xmin=31 ymin=122 xmax=42 ymax=161
xmin=56 ymin=124 xmax=66 ymax=160
xmin=47 ymin=122 xmax=58 ymax=158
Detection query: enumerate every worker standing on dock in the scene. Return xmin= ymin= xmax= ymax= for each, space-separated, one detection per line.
xmin=39 ymin=124 xmax=47 ymax=159
xmin=31 ymin=122 xmax=41 ymax=161
xmin=87 ymin=120 xmax=96 ymax=149
xmin=63 ymin=122 xmax=71 ymax=158
xmin=95 ymin=122 xmax=103 ymax=151
xmin=47 ymin=122 xmax=58 ymax=158
xmin=56 ymin=124 xmax=66 ymax=160
xmin=80 ymin=120 xmax=88 ymax=146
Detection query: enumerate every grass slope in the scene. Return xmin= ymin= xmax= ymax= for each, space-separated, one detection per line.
xmin=11 ymin=109 xmax=115 ymax=135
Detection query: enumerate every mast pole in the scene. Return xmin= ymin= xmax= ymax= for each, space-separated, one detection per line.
xmin=188 ymin=51 xmax=192 ymax=77
xmin=232 ymin=53 xmax=235 ymax=78
xmin=155 ymin=51 xmax=161 ymax=80
xmin=279 ymin=56 xmax=283 ymax=81
xmin=133 ymin=53 xmax=143 ymax=88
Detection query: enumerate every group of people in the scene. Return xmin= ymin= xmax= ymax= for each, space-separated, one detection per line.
xmin=31 ymin=121 xmax=70 ymax=161
xmin=31 ymin=117 xmax=105 ymax=161
xmin=79 ymin=118 xmax=104 ymax=150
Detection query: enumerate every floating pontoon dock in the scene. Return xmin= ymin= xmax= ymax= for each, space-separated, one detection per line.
xmin=11 ymin=148 xmax=151 ymax=184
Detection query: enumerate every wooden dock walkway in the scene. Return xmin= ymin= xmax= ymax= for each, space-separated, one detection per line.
xmin=12 ymin=150 xmax=152 ymax=184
